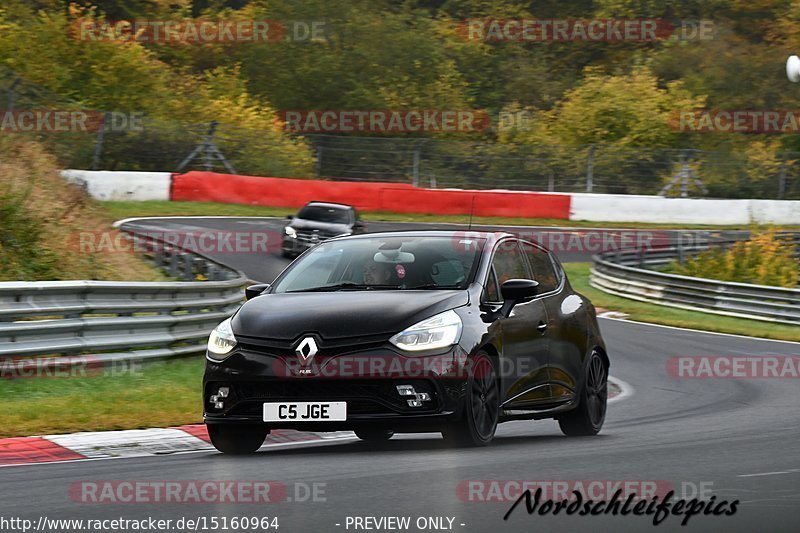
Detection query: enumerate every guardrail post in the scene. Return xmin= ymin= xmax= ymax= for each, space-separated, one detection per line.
xmin=206 ymin=262 xmax=217 ymax=281
xmin=182 ymin=254 xmax=194 ymax=281
xmin=169 ymin=250 xmax=179 ymax=278
xmin=193 ymin=257 xmax=204 ymax=279
xmin=152 ymin=247 xmax=163 ymax=269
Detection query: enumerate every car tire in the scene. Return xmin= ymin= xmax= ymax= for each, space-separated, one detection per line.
xmin=442 ymin=352 xmax=499 ymax=447
xmin=354 ymin=429 xmax=394 ymax=442
xmin=558 ymin=350 xmax=608 ymax=437
xmin=281 ymin=249 xmax=293 ymax=259
xmin=207 ymin=424 xmax=269 ymax=454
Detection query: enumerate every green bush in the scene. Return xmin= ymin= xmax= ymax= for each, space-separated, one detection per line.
xmin=669 ymin=231 xmax=798 ymax=288
xmin=0 ymin=189 xmax=60 ymax=280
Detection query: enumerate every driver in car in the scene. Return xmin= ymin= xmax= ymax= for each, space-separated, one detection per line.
xmin=362 ymin=260 xmax=394 ymax=285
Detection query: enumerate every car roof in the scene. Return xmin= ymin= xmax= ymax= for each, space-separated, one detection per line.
xmin=331 ymin=229 xmax=515 ymax=242
xmin=302 ymin=201 xmax=354 ymax=210
xmin=326 ymin=229 xmax=555 ymax=253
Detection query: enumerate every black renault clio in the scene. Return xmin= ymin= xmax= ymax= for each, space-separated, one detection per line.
xmin=204 ymin=231 xmax=609 ymax=453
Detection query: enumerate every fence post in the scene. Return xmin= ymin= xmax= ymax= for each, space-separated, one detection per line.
xmin=680 ymin=156 xmax=689 ymax=198
xmin=176 ymin=120 xmax=236 ymax=174
xmin=586 ymin=144 xmax=595 ymax=193
xmin=412 ymin=144 xmax=421 ymax=187
xmin=315 ymin=146 xmax=323 ymax=178
xmin=90 ymin=112 xmax=110 ymax=171
xmin=203 ymin=122 xmax=216 ymax=171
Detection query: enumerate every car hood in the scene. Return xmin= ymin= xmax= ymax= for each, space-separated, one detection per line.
xmin=289 ymin=218 xmax=350 ymax=233
xmin=232 ymin=290 xmax=469 ymax=341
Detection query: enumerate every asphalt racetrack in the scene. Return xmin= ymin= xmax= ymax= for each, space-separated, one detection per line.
xmin=2 ymin=218 xmax=797 ymax=533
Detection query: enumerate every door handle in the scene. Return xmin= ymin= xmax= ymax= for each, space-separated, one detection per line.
xmin=537 ymin=321 xmax=548 ymax=334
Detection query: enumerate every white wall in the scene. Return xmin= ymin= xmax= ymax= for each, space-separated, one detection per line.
xmin=570 ymin=193 xmax=799 ymax=225
xmin=61 ymin=170 xmax=171 ymax=201
xmin=747 ymin=200 xmax=800 ymax=225
xmin=60 ymin=169 xmax=800 ymax=225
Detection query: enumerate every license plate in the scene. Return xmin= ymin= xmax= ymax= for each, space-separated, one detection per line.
xmin=263 ymin=402 xmax=347 ymax=422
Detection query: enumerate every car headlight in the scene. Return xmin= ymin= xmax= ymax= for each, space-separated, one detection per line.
xmin=284 ymin=226 xmax=297 ymax=238
xmin=389 ymin=309 xmax=462 ymax=352
xmin=207 ymin=318 xmax=237 ymax=359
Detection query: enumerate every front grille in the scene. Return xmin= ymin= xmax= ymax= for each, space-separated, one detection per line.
xmin=237 ymin=333 xmax=391 ymax=354
xmin=225 ymin=379 xmax=439 ymax=416
xmin=295 ymin=230 xmax=340 ymax=245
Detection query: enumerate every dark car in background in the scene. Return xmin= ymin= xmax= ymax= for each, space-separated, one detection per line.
xmin=204 ymin=231 xmax=610 ymax=453
xmin=281 ymin=201 xmax=365 ymax=258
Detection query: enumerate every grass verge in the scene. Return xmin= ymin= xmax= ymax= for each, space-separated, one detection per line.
xmin=565 ymin=263 xmax=800 ymax=343
xmin=0 ymin=358 xmax=203 ymax=438
xmin=103 ymin=200 xmax=799 ymax=231
xmin=0 ymin=140 xmax=167 ymax=282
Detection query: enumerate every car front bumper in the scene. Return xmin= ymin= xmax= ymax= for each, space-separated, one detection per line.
xmin=282 ymin=232 xmax=342 ymax=255
xmin=281 ymin=236 xmax=312 ymax=255
xmin=203 ymin=345 xmax=470 ymax=431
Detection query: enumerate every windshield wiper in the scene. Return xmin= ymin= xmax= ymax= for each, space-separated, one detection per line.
xmin=287 ymin=282 xmax=401 ymax=292
xmin=405 ymin=283 xmax=461 ymax=290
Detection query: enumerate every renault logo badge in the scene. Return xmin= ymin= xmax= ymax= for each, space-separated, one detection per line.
xmin=295 ymin=337 xmax=318 ymax=364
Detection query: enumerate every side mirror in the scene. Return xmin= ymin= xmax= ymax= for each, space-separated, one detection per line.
xmin=495 ymin=279 xmax=539 ymax=318
xmin=500 ymin=279 xmax=539 ymax=301
xmin=286 ymin=215 xmax=294 ymax=220
xmin=245 ymin=283 xmax=270 ymax=300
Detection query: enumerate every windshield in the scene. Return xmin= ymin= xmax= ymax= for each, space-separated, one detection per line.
xmin=297 ymin=205 xmax=351 ymax=224
xmin=272 ymin=235 xmax=485 ymax=293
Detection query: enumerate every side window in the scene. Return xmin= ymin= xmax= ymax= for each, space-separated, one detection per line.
xmin=484 ymin=267 xmax=500 ymax=303
xmin=521 ymin=241 xmax=558 ymax=293
xmin=431 ymin=260 xmax=466 ymax=286
xmin=492 ymin=240 xmax=528 ymax=285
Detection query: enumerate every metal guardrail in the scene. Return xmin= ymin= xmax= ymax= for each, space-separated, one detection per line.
xmin=590 ymin=235 xmax=800 ymax=325
xmin=0 ymin=232 xmax=248 ymax=369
